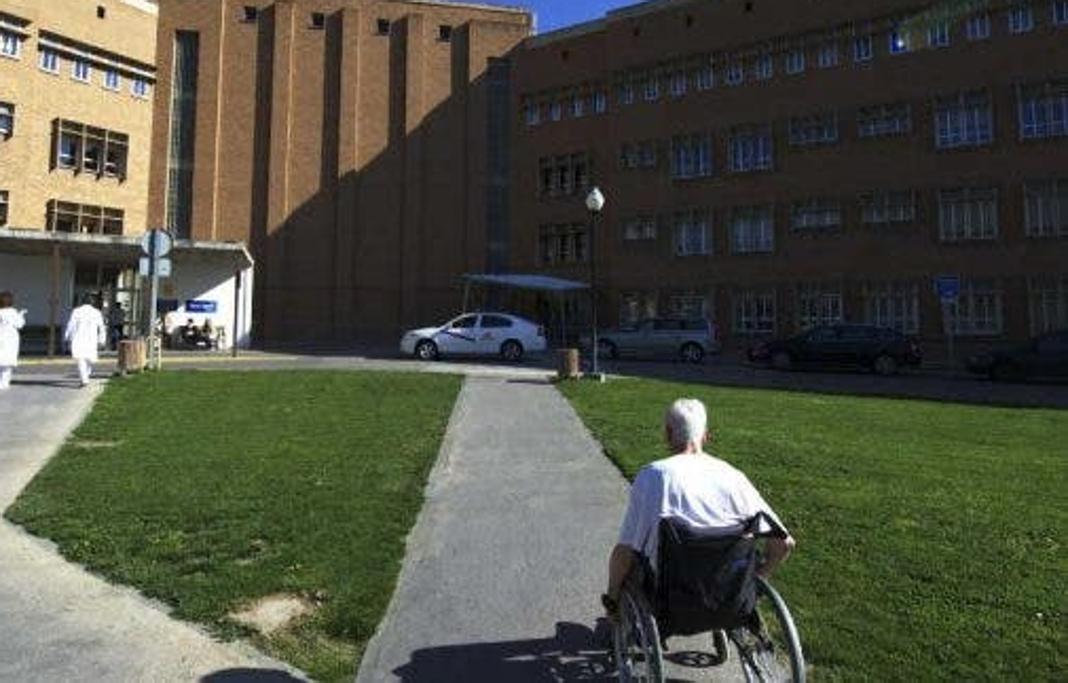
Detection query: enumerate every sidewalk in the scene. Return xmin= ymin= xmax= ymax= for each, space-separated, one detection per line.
xmin=0 ymin=373 xmax=304 ymax=682
xmin=355 ymin=376 xmax=745 ymax=682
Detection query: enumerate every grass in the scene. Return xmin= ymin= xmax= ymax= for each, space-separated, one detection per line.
xmin=4 ymin=370 xmax=462 ymax=682
xmin=558 ymin=378 xmax=1068 ymax=681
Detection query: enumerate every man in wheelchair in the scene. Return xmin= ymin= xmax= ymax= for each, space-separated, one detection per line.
xmin=602 ymin=398 xmax=796 ymax=655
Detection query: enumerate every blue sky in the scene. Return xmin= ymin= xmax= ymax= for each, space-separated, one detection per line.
xmin=476 ymin=0 xmax=638 ymax=34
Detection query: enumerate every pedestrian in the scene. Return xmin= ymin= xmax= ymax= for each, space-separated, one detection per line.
xmin=108 ymin=302 xmax=125 ymax=350
xmin=0 ymin=291 xmax=27 ymax=391
xmin=64 ymin=294 xmax=106 ymax=388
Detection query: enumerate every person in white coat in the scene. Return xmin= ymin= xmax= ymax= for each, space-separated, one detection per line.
xmin=0 ymin=291 xmax=27 ymax=391
xmin=65 ymin=294 xmax=106 ymax=387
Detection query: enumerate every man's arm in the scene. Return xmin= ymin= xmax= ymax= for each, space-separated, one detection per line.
xmin=757 ymin=534 xmax=795 ymax=578
xmin=607 ymin=543 xmax=635 ymax=601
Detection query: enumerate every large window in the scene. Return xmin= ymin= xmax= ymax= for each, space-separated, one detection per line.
xmin=949 ymin=280 xmax=1003 ymax=335
xmin=673 ymin=209 xmax=710 ymax=256
xmin=1055 ymin=0 xmax=1068 ymax=25
xmin=523 ymin=100 xmax=540 ymax=127
xmin=103 ymin=68 xmax=121 ymax=91
xmin=864 ymin=282 xmax=920 ymax=334
xmin=817 ymin=41 xmax=839 ymax=68
xmin=643 ymin=72 xmax=660 ymax=101
xmin=1024 ymin=179 xmax=1068 ymax=237
xmin=538 ymin=224 xmax=588 ymax=265
xmin=858 ymin=102 xmax=911 ymax=138
xmin=618 ymin=78 xmax=635 ymax=106
xmin=622 ymin=215 xmax=657 ymax=242
xmin=734 ymin=290 xmax=776 ymax=334
xmin=38 ymin=48 xmax=59 ymax=73
xmin=0 ymin=29 xmax=20 ymax=59
xmin=935 ymin=90 xmax=993 ymax=148
xmin=0 ymin=102 xmax=13 ymax=137
xmin=1029 ymin=276 xmax=1068 ymax=334
xmin=784 ymin=49 xmax=805 ymax=74
xmin=966 ymin=13 xmax=991 ymax=40
xmin=1008 ymin=4 xmax=1035 ymax=33
xmin=927 ymin=20 xmax=951 ymax=47
xmin=728 ymin=125 xmax=773 ymax=172
xmin=791 ymin=198 xmax=841 ymax=231
xmin=537 ymin=153 xmax=591 ymax=197
xmin=620 ymin=291 xmax=658 ymax=325
xmin=788 ymin=111 xmax=838 ymax=146
xmin=671 ymin=134 xmax=712 ymax=179
xmin=72 ymin=59 xmax=92 ymax=83
xmin=668 ymin=291 xmax=710 ymax=320
xmin=670 ymin=69 xmax=687 ymax=97
xmin=693 ymin=57 xmax=714 ymax=90
xmin=860 ymin=190 xmax=916 ymax=224
xmin=52 ymin=119 xmax=129 ymax=179
xmin=167 ymin=31 xmax=199 ymax=238
xmin=854 ymin=35 xmax=873 ymax=62
xmin=46 ymin=200 xmax=124 ymax=234
xmin=620 ymin=141 xmax=657 ymax=170
xmin=1018 ymin=79 xmax=1068 ymax=139
xmin=938 ymin=188 xmax=999 ymax=241
xmin=730 ymin=205 xmax=774 ymax=253
xmin=753 ymin=53 xmax=773 ymax=81
xmin=0 ymin=190 xmax=8 ymax=226
xmin=797 ymin=287 xmax=843 ymax=330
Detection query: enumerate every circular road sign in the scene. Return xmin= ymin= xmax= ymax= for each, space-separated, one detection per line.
xmin=141 ymin=229 xmax=173 ymax=259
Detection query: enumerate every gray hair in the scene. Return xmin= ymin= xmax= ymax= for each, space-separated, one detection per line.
xmin=664 ymin=398 xmax=708 ymax=449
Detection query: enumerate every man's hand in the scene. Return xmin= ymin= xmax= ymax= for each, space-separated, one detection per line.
xmin=757 ymin=535 xmax=796 ymax=578
xmin=601 ymin=593 xmax=620 ymax=622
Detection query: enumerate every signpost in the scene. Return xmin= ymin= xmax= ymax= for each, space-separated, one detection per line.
xmin=935 ymin=275 xmax=960 ymax=369
xmin=141 ymin=229 xmax=173 ymax=370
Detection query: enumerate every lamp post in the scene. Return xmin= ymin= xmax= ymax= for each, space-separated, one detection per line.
xmin=585 ymin=186 xmax=606 ymax=379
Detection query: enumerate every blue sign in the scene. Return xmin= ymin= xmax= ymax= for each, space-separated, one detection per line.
xmin=935 ymin=275 xmax=960 ymax=302
xmin=185 ymin=300 xmax=218 ymax=314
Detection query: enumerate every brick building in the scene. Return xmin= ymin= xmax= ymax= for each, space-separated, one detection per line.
xmin=147 ymin=0 xmax=532 ymax=342
xmin=512 ymin=0 xmax=1068 ymax=358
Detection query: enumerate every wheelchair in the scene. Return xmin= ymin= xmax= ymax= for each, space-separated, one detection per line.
xmin=612 ymin=513 xmax=805 ymax=682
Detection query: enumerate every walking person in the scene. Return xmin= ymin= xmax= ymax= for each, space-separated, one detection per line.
xmin=108 ymin=302 xmax=126 ymax=350
xmin=0 ymin=291 xmax=27 ymax=391
xmin=65 ymin=294 xmax=106 ymax=388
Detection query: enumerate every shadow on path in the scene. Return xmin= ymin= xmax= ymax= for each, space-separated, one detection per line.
xmin=201 ymin=669 xmax=305 ymax=683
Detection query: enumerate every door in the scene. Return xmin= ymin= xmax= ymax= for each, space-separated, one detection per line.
xmin=436 ymin=314 xmax=480 ymax=355
xmin=651 ymin=319 xmax=684 ymax=357
xmin=477 ymin=314 xmax=514 ymax=355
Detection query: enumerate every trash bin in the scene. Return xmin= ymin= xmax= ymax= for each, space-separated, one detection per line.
xmin=557 ymin=348 xmax=580 ymax=380
xmin=117 ymin=338 xmax=147 ymax=374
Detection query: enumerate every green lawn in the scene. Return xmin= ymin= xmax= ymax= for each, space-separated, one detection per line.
xmin=559 ymin=378 xmax=1068 ymax=681
xmin=5 ymin=371 xmax=461 ymax=682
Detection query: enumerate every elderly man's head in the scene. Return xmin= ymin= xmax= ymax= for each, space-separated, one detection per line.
xmin=664 ymin=398 xmax=708 ymax=453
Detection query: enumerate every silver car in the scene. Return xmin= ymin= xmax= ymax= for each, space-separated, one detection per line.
xmin=594 ymin=318 xmax=720 ymax=363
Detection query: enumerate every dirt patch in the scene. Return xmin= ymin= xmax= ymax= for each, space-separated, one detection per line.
xmin=229 ymin=593 xmax=315 ymax=635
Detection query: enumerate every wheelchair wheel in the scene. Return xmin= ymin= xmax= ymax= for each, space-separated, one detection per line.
xmin=612 ymin=583 xmax=665 ymax=682
xmin=731 ymin=576 xmax=805 ymax=683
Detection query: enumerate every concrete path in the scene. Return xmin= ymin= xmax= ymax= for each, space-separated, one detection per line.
xmin=355 ymin=376 xmax=745 ymax=682
xmin=0 ymin=372 xmax=304 ymax=682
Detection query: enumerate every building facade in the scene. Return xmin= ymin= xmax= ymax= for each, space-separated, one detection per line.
xmin=147 ymin=0 xmax=532 ymax=342
xmin=512 ymin=0 xmax=1068 ymax=358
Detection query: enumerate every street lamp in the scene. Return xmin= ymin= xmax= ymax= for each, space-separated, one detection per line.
xmin=585 ymin=186 xmax=606 ymax=379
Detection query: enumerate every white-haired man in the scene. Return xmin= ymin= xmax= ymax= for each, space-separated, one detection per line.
xmin=604 ymin=398 xmax=795 ymax=615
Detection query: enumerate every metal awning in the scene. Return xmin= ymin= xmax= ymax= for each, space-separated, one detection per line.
xmin=461 ymin=273 xmax=588 ymax=292
xmin=0 ymin=227 xmax=253 ymax=269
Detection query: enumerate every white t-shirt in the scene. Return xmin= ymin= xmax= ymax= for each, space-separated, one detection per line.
xmin=618 ymin=452 xmax=787 ymax=564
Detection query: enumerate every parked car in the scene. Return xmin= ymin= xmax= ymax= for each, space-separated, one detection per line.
xmin=590 ymin=318 xmax=720 ymax=363
xmin=748 ymin=324 xmax=922 ymax=375
xmin=966 ymin=330 xmax=1068 ymax=381
xmin=399 ymin=312 xmax=546 ymax=362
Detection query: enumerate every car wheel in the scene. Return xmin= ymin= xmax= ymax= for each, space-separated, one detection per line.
xmin=500 ymin=340 xmax=524 ymax=362
xmin=771 ymin=350 xmax=793 ymax=371
xmin=414 ymin=339 xmax=439 ymax=361
xmin=598 ymin=339 xmax=618 ymax=359
xmin=680 ymin=342 xmax=704 ymax=364
xmin=873 ymin=354 xmax=898 ymax=376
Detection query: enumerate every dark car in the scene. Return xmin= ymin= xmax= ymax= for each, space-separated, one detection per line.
xmin=748 ymin=324 xmax=922 ymax=375
xmin=966 ymin=331 xmax=1068 ymax=381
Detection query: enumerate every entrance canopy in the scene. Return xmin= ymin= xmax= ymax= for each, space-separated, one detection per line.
xmin=461 ymin=273 xmax=588 ymax=292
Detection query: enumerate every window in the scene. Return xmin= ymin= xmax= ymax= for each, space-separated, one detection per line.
xmin=788 ymin=111 xmax=838 ymax=146
xmin=309 ymin=12 xmax=325 ymax=29
xmin=670 ymin=70 xmax=687 ymax=97
xmin=571 ymin=93 xmax=586 ymax=118
xmin=132 ymin=78 xmax=150 ymax=98
xmin=889 ymin=28 xmax=909 ymax=54
xmin=0 ymin=29 xmax=20 ymax=59
xmin=1008 ymin=5 xmax=1035 ymax=33
xmin=481 ymin=315 xmax=513 ymax=329
xmin=439 ymin=25 xmax=452 ymax=42
xmin=725 ymin=61 xmax=744 ymax=86
xmin=728 ymin=125 xmax=773 ymax=172
xmin=857 ymin=102 xmax=912 ymax=137
xmin=734 ymin=290 xmax=776 ymax=334
xmin=524 ymin=100 xmax=540 ymax=127
xmin=791 ymin=198 xmax=841 ymax=230
xmin=52 ymin=119 xmax=128 ymax=178
xmin=555 ymin=155 xmax=571 ymax=195
xmin=1055 ymin=1 xmax=1068 ymax=25
xmin=46 ymin=200 xmax=124 ymax=235
xmin=797 ymin=287 xmax=843 ymax=330
xmin=694 ymin=59 xmax=714 ymax=90
xmin=1018 ymin=79 xmax=1068 ymax=139
xmin=935 ymin=90 xmax=993 ymax=148
xmin=638 ymin=140 xmax=657 ymax=168
xmin=72 ymin=58 xmax=91 ymax=82
xmin=104 ymin=69 xmax=121 ymax=91
xmin=643 ymin=73 xmax=660 ymax=101
xmin=39 ymin=48 xmax=59 ymax=73
xmin=538 ymin=158 xmax=552 ymax=196
xmin=622 ymin=215 xmax=657 ymax=241
xmin=0 ymin=102 xmax=13 ymax=137
xmin=854 ymin=35 xmax=873 ymax=62
xmin=949 ymin=280 xmax=1003 ymax=335
xmin=571 ymin=153 xmax=590 ymax=192
xmin=966 ymin=13 xmax=991 ymax=40
xmin=242 ymin=6 xmax=259 ymax=22
xmin=452 ymin=315 xmax=478 ymax=329
xmin=817 ymin=41 xmax=839 ymax=68
xmin=593 ymin=91 xmax=607 ymax=114
xmin=927 ymin=21 xmax=950 ymax=47
xmin=538 ymin=224 xmax=588 ymax=264
xmin=860 ymin=190 xmax=916 ymax=224
xmin=167 ymin=31 xmax=199 ymax=238
xmin=674 ymin=210 xmax=710 ymax=256
xmin=753 ymin=53 xmax=773 ymax=80
xmin=97 ymin=5 xmax=106 ymax=19
xmin=549 ymin=100 xmax=562 ymax=121
xmin=1029 ymin=276 xmax=1068 ymax=334
xmin=785 ymin=49 xmax=805 ymax=74
xmin=730 ymin=205 xmax=774 ymax=253
xmin=376 ymin=18 xmax=390 ymax=35
xmin=1024 ymin=179 xmax=1068 ymax=237
xmin=620 ymin=292 xmax=658 ymax=325
xmin=864 ymin=282 xmax=919 ymax=334
xmin=669 ymin=293 xmax=710 ymax=321
xmin=0 ymin=190 xmax=7 ymax=226
xmin=938 ymin=187 xmax=999 ymax=241
xmin=671 ymin=133 xmax=712 ymax=179
xmin=618 ymin=79 xmax=635 ymax=106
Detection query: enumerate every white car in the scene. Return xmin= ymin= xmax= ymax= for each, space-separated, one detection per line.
xmin=400 ymin=312 xmax=547 ymax=362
